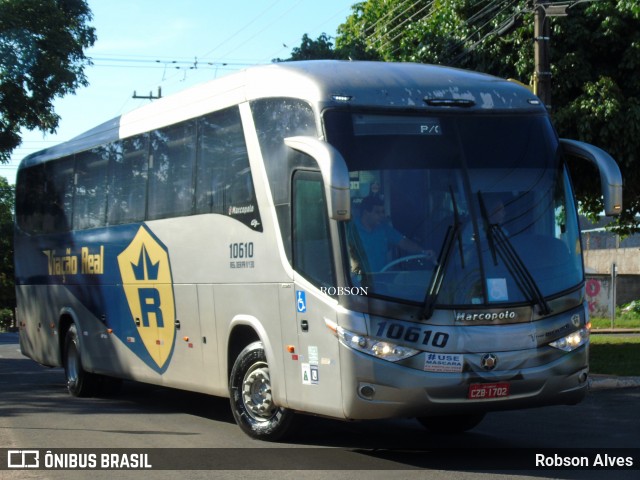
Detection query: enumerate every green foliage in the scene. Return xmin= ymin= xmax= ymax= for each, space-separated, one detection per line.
xmin=0 ymin=307 xmax=14 ymax=331
xmin=0 ymin=176 xmax=14 ymax=310
xmin=275 ymin=33 xmax=340 ymax=62
xmin=0 ymin=0 xmax=96 ymax=163
xmin=591 ymin=300 xmax=640 ymax=329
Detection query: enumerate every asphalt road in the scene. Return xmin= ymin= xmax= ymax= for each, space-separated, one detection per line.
xmin=1 ymin=332 xmax=639 ymax=480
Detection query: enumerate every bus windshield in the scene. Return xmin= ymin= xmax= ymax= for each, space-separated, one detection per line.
xmin=324 ymin=111 xmax=582 ymax=308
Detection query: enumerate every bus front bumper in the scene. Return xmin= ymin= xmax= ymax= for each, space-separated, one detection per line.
xmin=339 ymin=343 xmax=589 ymax=420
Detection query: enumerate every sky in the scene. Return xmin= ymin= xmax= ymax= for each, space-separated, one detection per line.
xmin=1 ymin=0 xmax=355 ymax=185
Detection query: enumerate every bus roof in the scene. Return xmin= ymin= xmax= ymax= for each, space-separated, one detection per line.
xmin=19 ymin=60 xmax=543 ymax=169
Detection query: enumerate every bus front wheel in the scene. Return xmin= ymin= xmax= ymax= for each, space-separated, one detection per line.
xmin=229 ymin=341 xmax=295 ymax=441
xmin=63 ymin=324 xmax=97 ymax=397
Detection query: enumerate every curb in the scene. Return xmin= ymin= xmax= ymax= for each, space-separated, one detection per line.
xmin=589 ymin=374 xmax=640 ymax=391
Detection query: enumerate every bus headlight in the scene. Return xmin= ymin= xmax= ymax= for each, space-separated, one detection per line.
xmin=337 ymin=326 xmax=419 ymax=362
xmin=549 ymin=327 xmax=589 ymax=352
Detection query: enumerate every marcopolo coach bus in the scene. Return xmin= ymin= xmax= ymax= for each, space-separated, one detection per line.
xmin=15 ymin=61 xmax=622 ymax=440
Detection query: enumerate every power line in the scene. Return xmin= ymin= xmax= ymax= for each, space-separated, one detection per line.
xmin=369 ymin=1 xmax=435 ymax=50
xmin=216 ymin=0 xmax=307 ymax=60
xmin=364 ymin=0 xmax=416 ymax=38
xmin=269 ymin=4 xmax=354 ymax=60
xmin=375 ymin=0 xmax=496 ymax=55
xmin=447 ymin=0 xmax=521 ymax=65
xmin=379 ymin=4 xmax=439 ymax=53
xmin=198 ymin=0 xmax=285 ymax=59
xmin=88 ymin=56 xmax=255 ymax=69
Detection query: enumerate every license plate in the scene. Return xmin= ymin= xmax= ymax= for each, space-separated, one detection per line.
xmin=468 ymin=382 xmax=510 ymax=400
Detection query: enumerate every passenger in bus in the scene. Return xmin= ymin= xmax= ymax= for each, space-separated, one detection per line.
xmin=368 ymin=181 xmax=383 ymax=202
xmin=352 ymin=195 xmax=433 ymax=272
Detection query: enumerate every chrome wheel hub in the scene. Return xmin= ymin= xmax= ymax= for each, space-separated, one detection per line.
xmin=242 ymin=361 xmax=276 ymax=421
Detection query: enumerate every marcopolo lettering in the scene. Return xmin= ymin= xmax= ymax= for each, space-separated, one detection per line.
xmin=320 ymin=286 xmax=369 ymax=296
xmin=456 ymin=310 xmax=517 ymax=322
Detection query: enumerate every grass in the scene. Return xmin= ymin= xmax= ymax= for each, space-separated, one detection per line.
xmin=589 ymin=335 xmax=640 ymax=376
xmin=585 ymin=301 xmax=640 ymax=376
xmin=590 ymin=316 xmax=640 ymax=330
xmin=590 ymin=301 xmax=640 ymax=330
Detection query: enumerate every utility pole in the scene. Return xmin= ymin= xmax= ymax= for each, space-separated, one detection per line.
xmin=132 ymin=86 xmax=162 ymax=101
xmin=534 ymin=1 xmax=552 ymax=108
xmin=533 ymin=1 xmax=568 ymax=110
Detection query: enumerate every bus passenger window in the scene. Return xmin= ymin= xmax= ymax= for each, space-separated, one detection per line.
xmin=43 ymin=157 xmax=75 ymax=233
xmin=16 ymin=165 xmax=47 ymax=233
xmin=107 ymin=136 xmax=148 ymax=225
xmin=74 ymin=148 xmax=109 ymax=230
xmin=197 ymin=107 xmax=262 ymax=231
xmin=148 ymin=121 xmax=196 ymax=220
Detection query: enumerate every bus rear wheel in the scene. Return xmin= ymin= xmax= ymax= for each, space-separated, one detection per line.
xmin=417 ymin=413 xmax=486 ymax=433
xmin=63 ymin=324 xmax=97 ymax=397
xmin=229 ymin=341 xmax=295 ymax=441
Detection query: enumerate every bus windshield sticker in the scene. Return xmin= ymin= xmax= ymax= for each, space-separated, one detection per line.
xmin=487 ymin=278 xmax=509 ymax=301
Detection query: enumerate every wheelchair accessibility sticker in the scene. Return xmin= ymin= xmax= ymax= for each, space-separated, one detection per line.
xmin=296 ymin=290 xmax=306 ymax=313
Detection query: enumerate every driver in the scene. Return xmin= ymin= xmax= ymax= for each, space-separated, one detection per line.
xmin=353 ymin=195 xmax=433 ymax=271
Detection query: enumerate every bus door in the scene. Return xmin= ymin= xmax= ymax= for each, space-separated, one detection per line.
xmin=285 ymin=169 xmax=344 ymax=417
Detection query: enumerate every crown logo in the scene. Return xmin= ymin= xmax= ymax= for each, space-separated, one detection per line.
xmin=131 ymin=245 xmax=160 ymax=281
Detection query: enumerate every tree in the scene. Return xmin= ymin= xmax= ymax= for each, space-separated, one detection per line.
xmin=274 ymin=32 xmax=377 ymax=62
xmin=296 ymin=0 xmax=640 ymax=233
xmin=275 ymin=33 xmax=340 ymax=62
xmin=0 ymin=0 xmax=96 ymax=163
xmin=0 ymin=176 xmax=14 ymax=313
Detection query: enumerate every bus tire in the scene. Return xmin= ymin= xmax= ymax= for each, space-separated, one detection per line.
xmin=63 ymin=324 xmax=97 ymax=397
xmin=229 ymin=341 xmax=295 ymax=441
xmin=417 ymin=413 xmax=486 ymax=433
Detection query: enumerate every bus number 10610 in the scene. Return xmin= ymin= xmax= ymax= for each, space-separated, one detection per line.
xmin=375 ymin=321 xmax=449 ymax=348
xmin=229 ymin=242 xmax=254 ymax=259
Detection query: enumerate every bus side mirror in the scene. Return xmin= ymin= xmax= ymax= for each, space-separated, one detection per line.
xmin=560 ymin=138 xmax=623 ymax=216
xmin=284 ymin=136 xmax=351 ymax=221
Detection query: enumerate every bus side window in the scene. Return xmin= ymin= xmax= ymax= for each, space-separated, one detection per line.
xmin=74 ymin=147 xmax=109 ymax=230
xmin=16 ymin=165 xmax=47 ymax=234
xmin=148 ymin=121 xmax=196 ymax=220
xmin=43 ymin=157 xmax=75 ymax=233
xmin=197 ymin=107 xmax=262 ymax=230
xmin=292 ymin=170 xmax=335 ymax=288
xmin=107 ymin=136 xmax=149 ymax=225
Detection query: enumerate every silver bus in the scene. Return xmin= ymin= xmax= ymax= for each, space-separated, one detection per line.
xmin=15 ymin=61 xmax=622 ymax=440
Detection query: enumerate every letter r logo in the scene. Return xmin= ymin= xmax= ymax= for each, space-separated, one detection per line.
xmin=117 ymin=225 xmax=175 ymax=372
xmin=138 ymin=288 xmax=164 ymax=328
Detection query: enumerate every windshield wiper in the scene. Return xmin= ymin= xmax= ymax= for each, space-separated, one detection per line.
xmin=422 ymin=186 xmax=463 ymax=320
xmin=477 ymin=193 xmax=551 ymax=316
